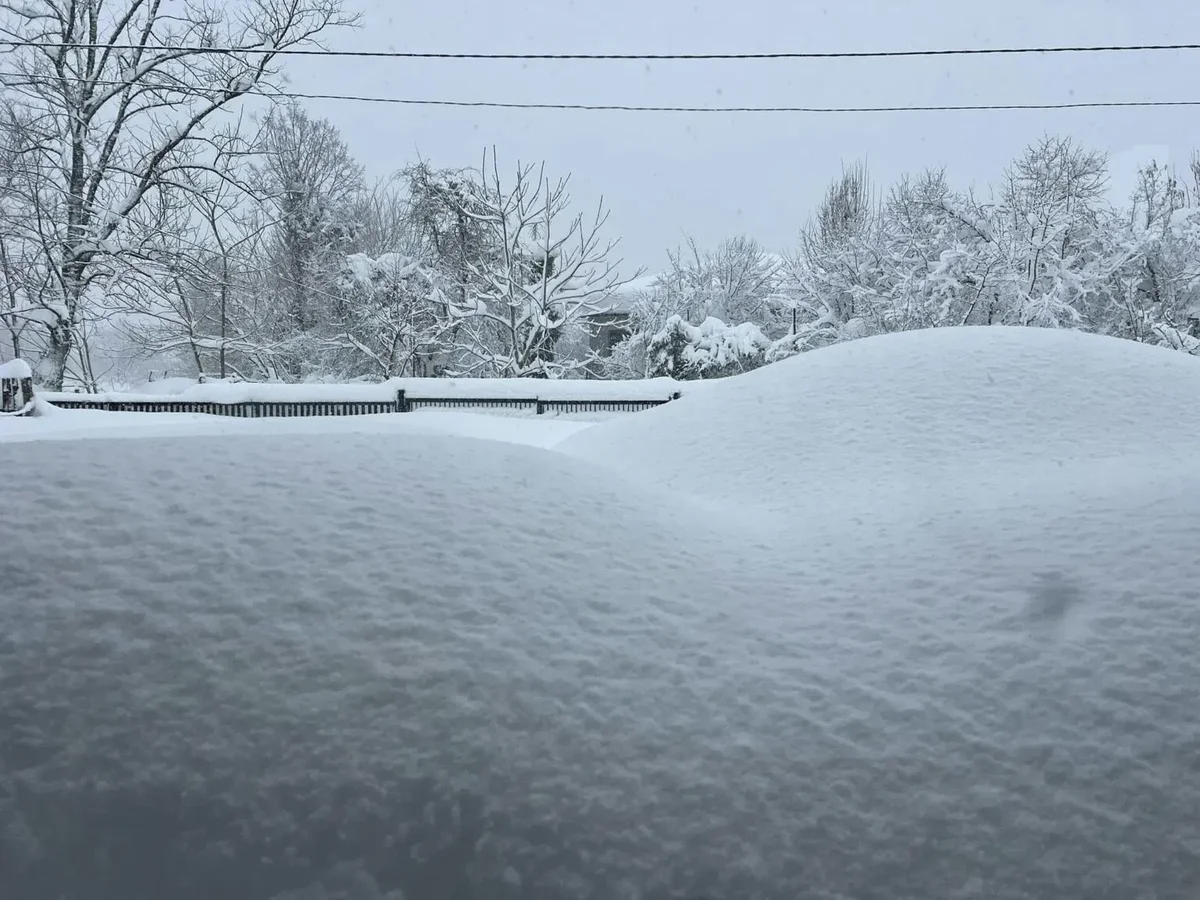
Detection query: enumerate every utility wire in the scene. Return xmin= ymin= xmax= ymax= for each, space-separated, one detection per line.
xmin=274 ymin=93 xmax=1200 ymax=113
xmin=4 ymin=70 xmax=1197 ymax=114
xmin=4 ymin=39 xmax=1200 ymax=61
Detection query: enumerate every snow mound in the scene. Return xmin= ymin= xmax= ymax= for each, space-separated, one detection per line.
xmin=0 ymin=358 xmax=32 ymax=379
xmin=561 ymin=326 xmax=1200 ymax=518
xmin=2 ymin=427 xmax=1200 ymax=899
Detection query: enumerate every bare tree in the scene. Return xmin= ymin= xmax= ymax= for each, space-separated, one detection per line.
xmin=783 ymin=163 xmax=886 ymax=339
xmin=815 ymin=160 xmax=874 ymax=247
xmin=352 ymin=176 xmax=420 ymax=258
xmin=449 ymin=149 xmax=630 ymax=378
xmin=112 ymin=151 xmax=276 ymax=379
xmin=652 ymin=235 xmax=782 ymax=334
xmin=255 ymin=100 xmax=364 ymax=342
xmin=0 ymin=0 xmax=355 ymax=388
xmin=0 ymin=100 xmax=54 ymax=363
xmin=998 ymin=135 xmax=1107 ymax=324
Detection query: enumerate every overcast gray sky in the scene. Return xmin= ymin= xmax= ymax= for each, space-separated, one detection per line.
xmin=283 ymin=0 xmax=1200 ymax=274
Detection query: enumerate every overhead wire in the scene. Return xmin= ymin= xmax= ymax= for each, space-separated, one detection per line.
xmin=3 ymin=39 xmax=1200 ymax=60
xmin=2 ymin=37 xmax=1199 ymax=114
xmin=1 ymin=69 xmax=1196 ymax=114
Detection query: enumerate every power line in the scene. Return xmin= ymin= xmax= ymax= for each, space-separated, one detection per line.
xmin=273 ymin=92 xmax=1200 ymax=114
xmin=4 ymin=70 xmax=1198 ymax=114
xmin=4 ymin=39 xmax=1200 ymax=61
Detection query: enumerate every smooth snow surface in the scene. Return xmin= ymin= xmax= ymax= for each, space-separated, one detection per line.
xmin=563 ymin=326 xmax=1200 ymax=523
xmin=0 ymin=406 xmax=592 ymax=449
xmin=0 ymin=357 xmax=32 ymax=379
xmin=2 ymin=327 xmax=1200 ymax=900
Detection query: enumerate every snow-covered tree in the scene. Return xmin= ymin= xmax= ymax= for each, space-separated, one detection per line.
xmin=778 ymin=162 xmax=890 ymax=353
xmin=400 ymin=160 xmax=497 ymax=307
xmin=649 ymin=235 xmax=783 ymax=335
xmin=256 ymin=101 xmax=365 ymax=343
xmin=0 ymin=107 xmax=42 ymax=363
xmin=776 ymin=141 xmax=1133 ymax=363
xmin=448 ymin=149 xmax=628 ymax=378
xmin=1095 ymin=161 xmax=1200 ymax=349
xmin=987 ymin=136 xmax=1108 ymax=328
xmin=0 ymin=0 xmax=354 ymax=388
xmin=334 ymin=252 xmax=451 ymax=378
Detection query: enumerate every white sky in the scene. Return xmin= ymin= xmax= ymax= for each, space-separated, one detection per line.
xmin=282 ymin=0 xmax=1200 ymax=274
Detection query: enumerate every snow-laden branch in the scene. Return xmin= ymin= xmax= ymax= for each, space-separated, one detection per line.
xmin=0 ymin=0 xmax=356 ymax=388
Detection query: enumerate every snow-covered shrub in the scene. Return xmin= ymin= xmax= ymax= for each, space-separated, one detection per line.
xmin=646 ymin=315 xmax=770 ymax=380
xmin=766 ymin=317 xmax=869 ymax=363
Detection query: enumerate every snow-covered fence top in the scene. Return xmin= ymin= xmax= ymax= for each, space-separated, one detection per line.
xmin=41 ymin=375 xmax=688 ymax=405
xmin=39 ymin=376 xmax=693 ymax=417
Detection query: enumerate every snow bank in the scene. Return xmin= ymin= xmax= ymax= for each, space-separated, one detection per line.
xmin=0 ymin=357 xmax=32 ymax=379
xmin=39 ymin=375 xmax=689 ymax=405
xmin=562 ymin=325 xmax=1200 ymax=520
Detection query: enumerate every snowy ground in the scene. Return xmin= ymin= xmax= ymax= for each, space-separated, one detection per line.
xmin=0 ymin=404 xmax=598 ymax=449
xmin=2 ymin=327 xmax=1200 ymax=900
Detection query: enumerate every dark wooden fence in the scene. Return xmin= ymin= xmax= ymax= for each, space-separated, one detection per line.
xmin=46 ymin=398 xmax=400 ymax=417
xmin=42 ymin=389 xmax=682 ymax=417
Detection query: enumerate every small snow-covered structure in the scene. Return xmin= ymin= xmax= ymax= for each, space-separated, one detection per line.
xmin=0 ymin=358 xmax=35 ymax=416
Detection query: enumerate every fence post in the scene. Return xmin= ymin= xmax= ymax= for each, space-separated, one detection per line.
xmin=536 ymin=398 xmax=544 ymax=415
xmin=396 ymin=389 xmax=409 ymax=413
xmin=671 ymin=391 xmax=681 ymax=401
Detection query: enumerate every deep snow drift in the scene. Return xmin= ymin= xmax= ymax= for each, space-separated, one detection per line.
xmin=2 ymin=327 xmax=1200 ymax=900
xmin=562 ymin=326 xmax=1200 ymax=525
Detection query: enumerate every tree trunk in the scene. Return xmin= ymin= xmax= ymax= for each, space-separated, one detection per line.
xmin=44 ymin=318 xmax=73 ymax=391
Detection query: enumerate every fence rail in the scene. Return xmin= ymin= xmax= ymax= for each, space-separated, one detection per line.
xmin=41 ymin=389 xmax=682 ymax=417
xmin=404 ymin=396 xmax=673 ymax=414
xmin=47 ymin=399 xmax=399 ymax=417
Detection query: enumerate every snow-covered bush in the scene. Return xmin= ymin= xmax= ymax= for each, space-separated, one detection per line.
xmin=646 ymin=315 xmax=771 ymax=380
xmin=766 ymin=317 xmax=869 ymax=363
